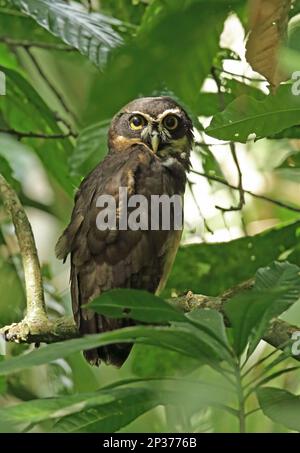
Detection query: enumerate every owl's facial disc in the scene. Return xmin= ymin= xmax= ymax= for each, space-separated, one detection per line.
xmin=109 ymin=99 xmax=194 ymax=166
xmin=136 ymin=111 xmax=181 ymax=154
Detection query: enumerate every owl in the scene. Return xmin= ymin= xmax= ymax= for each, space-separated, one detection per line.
xmin=56 ymin=97 xmax=194 ymax=366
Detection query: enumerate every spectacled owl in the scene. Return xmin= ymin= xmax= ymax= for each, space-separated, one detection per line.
xmin=56 ymin=97 xmax=194 ymax=366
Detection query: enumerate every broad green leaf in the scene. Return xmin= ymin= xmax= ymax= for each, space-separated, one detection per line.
xmin=247 ymin=261 xmax=300 ymax=355
xmin=100 ymin=0 xmax=148 ymax=25
xmin=53 ymin=387 xmax=157 ymax=433
xmin=89 ymin=291 xmax=232 ymax=363
xmin=196 ymin=79 xmax=266 ymax=117
xmin=270 ymin=125 xmax=300 ymax=139
xmin=257 ymin=387 xmax=300 ymax=432
xmin=131 ymin=345 xmax=199 ymax=378
xmin=85 ymin=0 xmax=233 ymax=121
xmin=69 ymin=121 xmax=109 ymax=176
xmin=164 ymin=221 xmax=300 ymax=297
xmin=186 ymin=309 xmax=230 ymax=355
xmin=54 ymin=378 xmax=232 ymax=432
xmin=0 ymin=66 xmax=78 ymax=196
xmin=255 ymin=261 xmax=300 ymax=292
xmin=0 ymin=5 xmax=67 ymax=44
xmin=0 ymin=324 xmax=223 ymax=377
xmin=0 ymin=386 xmax=157 ymax=433
xmin=88 ymin=289 xmax=186 ymax=324
xmin=225 ymin=261 xmax=300 ymax=357
xmin=11 ymin=0 xmax=133 ymax=69
xmin=0 ymin=378 xmax=232 ymax=432
xmin=197 ymin=145 xmax=224 ymax=180
xmin=206 ymin=84 xmax=300 ymax=142
xmin=193 ymin=92 xmax=232 ymax=117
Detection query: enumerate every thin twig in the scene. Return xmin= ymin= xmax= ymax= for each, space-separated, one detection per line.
xmin=25 ymin=48 xmax=79 ymax=124
xmin=211 ymin=67 xmax=245 ymax=212
xmin=0 ymin=36 xmax=75 ymax=52
xmin=0 ymin=127 xmax=77 ymax=140
xmin=191 ymin=169 xmax=300 ymax=213
xmin=215 ymin=143 xmax=245 ymax=212
xmin=212 ymin=66 xmax=267 ymax=84
xmin=195 ymin=141 xmax=231 ymax=147
xmin=87 ymin=0 xmax=93 ymax=13
xmin=187 ymin=180 xmax=213 ymax=235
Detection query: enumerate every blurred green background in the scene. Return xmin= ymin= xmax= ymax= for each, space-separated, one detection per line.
xmin=0 ymin=0 xmax=300 ymax=433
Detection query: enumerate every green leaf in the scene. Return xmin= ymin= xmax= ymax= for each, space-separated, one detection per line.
xmin=225 ymin=262 xmax=300 ymax=357
xmin=186 ymin=309 xmax=230 ymax=353
xmin=69 ymin=121 xmax=109 ymax=176
xmin=194 ymin=92 xmax=233 ymax=117
xmin=164 ymin=221 xmax=300 ymax=297
xmin=85 ymin=0 xmax=233 ymax=122
xmin=196 ymin=80 xmax=266 ymax=118
xmin=0 ymin=5 xmax=67 ymax=44
xmin=88 ymin=289 xmax=185 ymax=324
xmin=0 ymin=154 xmax=21 ymax=192
xmin=0 ymin=66 xmax=78 ymax=196
xmin=0 ymin=378 xmax=233 ymax=432
xmin=0 ymin=324 xmax=224 ymax=377
xmin=0 ymin=386 xmax=158 ymax=433
xmin=89 ymin=291 xmax=232 ymax=363
xmin=197 ymin=145 xmax=224 ymax=180
xmin=11 ymin=0 xmax=133 ymax=69
xmin=206 ymin=84 xmax=300 ymax=142
xmin=131 ymin=345 xmax=199 ymax=378
xmin=257 ymin=387 xmax=300 ymax=432
xmin=53 ymin=387 xmax=159 ymax=433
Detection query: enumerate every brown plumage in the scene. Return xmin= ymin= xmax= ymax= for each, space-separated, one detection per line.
xmin=56 ymin=97 xmax=194 ymax=366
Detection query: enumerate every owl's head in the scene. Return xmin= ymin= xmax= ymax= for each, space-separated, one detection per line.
xmin=108 ymin=97 xmax=194 ymax=167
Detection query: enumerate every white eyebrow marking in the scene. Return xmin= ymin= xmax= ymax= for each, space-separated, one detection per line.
xmin=157 ymin=108 xmax=181 ymax=120
xmin=126 ymin=111 xmax=155 ymax=123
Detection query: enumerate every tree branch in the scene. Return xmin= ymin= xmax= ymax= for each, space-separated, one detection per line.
xmin=25 ymin=48 xmax=79 ymax=124
xmin=0 ymin=127 xmax=77 ymax=140
xmin=0 ymin=36 xmax=76 ymax=52
xmin=191 ymin=169 xmax=300 ymax=213
xmin=0 ymin=173 xmax=78 ymax=342
xmin=0 ymin=174 xmax=299 ymax=362
xmin=171 ymin=282 xmax=300 ymax=359
xmin=211 ymin=67 xmax=245 ymax=212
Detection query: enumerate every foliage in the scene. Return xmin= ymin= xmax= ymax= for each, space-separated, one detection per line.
xmin=0 ymin=0 xmax=300 ymax=434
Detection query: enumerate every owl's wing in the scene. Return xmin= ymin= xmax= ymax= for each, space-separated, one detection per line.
xmin=56 ymin=145 xmax=184 ymax=366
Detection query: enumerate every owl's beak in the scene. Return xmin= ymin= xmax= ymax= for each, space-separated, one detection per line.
xmin=150 ymin=131 xmax=160 ymax=154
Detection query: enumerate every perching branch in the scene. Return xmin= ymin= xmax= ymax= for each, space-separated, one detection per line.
xmin=0 ymin=173 xmax=78 ymax=342
xmin=0 ymin=174 xmax=299 ymax=361
xmin=170 ymin=282 xmax=300 ymax=358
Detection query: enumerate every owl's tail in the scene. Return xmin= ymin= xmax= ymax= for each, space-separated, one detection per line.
xmin=80 ymin=314 xmax=134 ymax=367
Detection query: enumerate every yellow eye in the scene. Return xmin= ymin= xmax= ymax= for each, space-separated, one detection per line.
xmin=129 ymin=115 xmax=145 ymax=131
xmin=163 ymin=115 xmax=179 ymax=130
